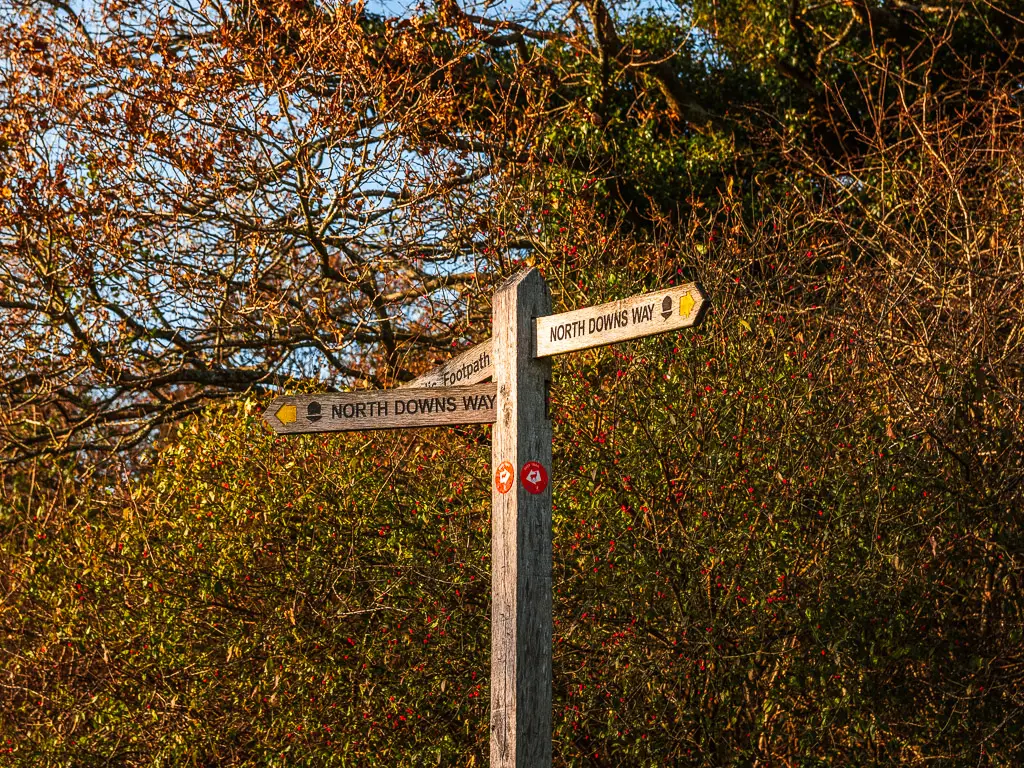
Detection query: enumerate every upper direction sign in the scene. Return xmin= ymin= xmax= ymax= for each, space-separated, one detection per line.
xmin=534 ymin=282 xmax=708 ymax=358
xmin=402 ymin=339 xmax=493 ymax=389
xmin=263 ymin=383 xmax=497 ymax=435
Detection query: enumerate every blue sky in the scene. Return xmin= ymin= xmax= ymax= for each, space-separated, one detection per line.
xmin=363 ymin=0 xmax=678 ymax=25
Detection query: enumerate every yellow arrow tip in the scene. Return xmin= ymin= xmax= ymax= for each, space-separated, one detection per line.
xmin=678 ymin=292 xmax=695 ymax=318
xmin=276 ymin=404 xmax=296 ymax=425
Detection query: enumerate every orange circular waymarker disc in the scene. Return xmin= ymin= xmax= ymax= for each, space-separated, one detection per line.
xmin=495 ymin=461 xmax=515 ymax=494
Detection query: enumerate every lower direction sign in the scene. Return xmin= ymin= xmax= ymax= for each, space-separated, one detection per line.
xmin=263 ymin=383 xmax=497 ymax=434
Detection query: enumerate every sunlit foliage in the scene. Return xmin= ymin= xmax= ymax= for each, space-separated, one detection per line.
xmin=1 ymin=0 xmax=1022 ymax=764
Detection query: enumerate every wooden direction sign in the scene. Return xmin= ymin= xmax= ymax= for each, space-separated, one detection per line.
xmin=259 ymin=270 xmax=709 ymax=767
xmin=536 ymin=282 xmax=707 ymax=357
xmin=400 ymin=283 xmax=705 ymax=390
xmin=402 ymin=339 xmax=493 ymax=388
xmin=263 ymin=383 xmax=497 ymax=434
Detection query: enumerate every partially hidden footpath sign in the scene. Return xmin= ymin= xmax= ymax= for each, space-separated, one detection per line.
xmin=260 ymin=272 xmax=709 ymax=767
xmin=403 ymin=339 xmax=493 ymax=388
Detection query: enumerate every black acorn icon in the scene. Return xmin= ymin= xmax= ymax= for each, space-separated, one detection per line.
xmin=307 ymin=402 xmax=322 ymax=422
xmin=661 ymin=295 xmax=672 ymax=320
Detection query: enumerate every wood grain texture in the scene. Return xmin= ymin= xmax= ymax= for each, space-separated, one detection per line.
xmin=490 ymin=268 xmax=553 ymax=768
xmin=261 ymin=383 xmax=497 ymax=434
xmin=401 ymin=339 xmax=493 ymax=389
xmin=534 ymin=282 xmax=709 ymax=358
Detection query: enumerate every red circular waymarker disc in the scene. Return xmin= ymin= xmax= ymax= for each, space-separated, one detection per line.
xmin=495 ymin=461 xmax=515 ymax=494
xmin=520 ymin=461 xmax=549 ymax=494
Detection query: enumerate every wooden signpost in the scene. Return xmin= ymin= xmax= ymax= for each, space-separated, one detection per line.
xmin=490 ymin=270 xmax=553 ymax=766
xmin=262 ymin=272 xmax=708 ymax=766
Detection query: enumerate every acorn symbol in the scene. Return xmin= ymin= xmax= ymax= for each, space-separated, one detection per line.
xmin=306 ymin=402 xmax=322 ymax=422
xmin=661 ymin=295 xmax=672 ymax=320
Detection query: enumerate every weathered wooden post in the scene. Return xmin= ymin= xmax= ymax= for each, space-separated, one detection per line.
xmin=490 ymin=268 xmax=553 ymax=768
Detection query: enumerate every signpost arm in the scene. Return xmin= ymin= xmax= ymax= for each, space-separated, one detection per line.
xmin=490 ymin=268 xmax=553 ymax=768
